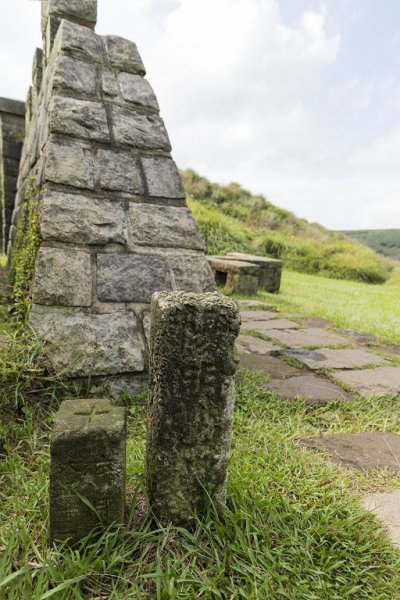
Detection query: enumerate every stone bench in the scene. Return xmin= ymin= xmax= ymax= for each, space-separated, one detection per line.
xmin=226 ymin=252 xmax=282 ymax=293
xmin=206 ymin=256 xmax=259 ymax=295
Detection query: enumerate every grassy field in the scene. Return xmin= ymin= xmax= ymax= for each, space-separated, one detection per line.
xmin=2 ymin=363 xmax=400 ymax=599
xmin=259 ymin=266 xmax=400 ymax=346
xmin=1 ymin=288 xmax=400 ymax=598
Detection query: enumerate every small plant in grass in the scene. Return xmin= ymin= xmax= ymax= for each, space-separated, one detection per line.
xmin=9 ymin=177 xmax=43 ymax=321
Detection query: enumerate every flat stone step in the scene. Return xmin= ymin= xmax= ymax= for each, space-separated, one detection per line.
xmin=239 ymin=310 xmax=278 ymax=321
xmin=242 ymin=318 xmax=299 ymax=332
xmin=363 ymin=490 xmax=400 ymax=547
xmin=299 ymin=432 xmax=400 ymax=471
xmin=334 ymin=367 xmax=400 ymax=397
xmin=236 ymin=334 xmax=280 ymax=356
xmin=285 ymin=348 xmax=387 ymax=370
xmin=267 ymin=374 xmax=347 ymax=406
xmin=239 ymin=353 xmax=300 ymax=379
xmin=264 ymin=327 xmax=351 ymax=349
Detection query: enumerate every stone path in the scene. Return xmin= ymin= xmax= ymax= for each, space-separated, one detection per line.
xmin=237 ymin=301 xmax=400 ymax=547
xmin=237 ymin=301 xmax=400 ymax=401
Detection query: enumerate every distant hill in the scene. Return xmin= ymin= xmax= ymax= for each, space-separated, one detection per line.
xmin=182 ymin=169 xmax=391 ymax=284
xmin=341 ymin=230 xmax=400 ymax=260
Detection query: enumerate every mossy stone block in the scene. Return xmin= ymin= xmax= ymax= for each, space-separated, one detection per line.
xmin=147 ymin=291 xmax=240 ymax=524
xmin=50 ymin=398 xmax=126 ymax=545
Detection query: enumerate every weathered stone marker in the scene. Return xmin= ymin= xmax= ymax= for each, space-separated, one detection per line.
xmin=146 ymin=291 xmax=241 ymax=523
xmin=50 ymin=398 xmax=126 ymax=545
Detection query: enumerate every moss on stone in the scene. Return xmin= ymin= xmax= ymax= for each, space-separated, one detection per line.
xmin=9 ymin=177 xmax=43 ymax=320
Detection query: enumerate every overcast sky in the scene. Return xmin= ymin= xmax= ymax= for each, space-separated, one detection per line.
xmin=1 ymin=0 xmax=399 ymax=230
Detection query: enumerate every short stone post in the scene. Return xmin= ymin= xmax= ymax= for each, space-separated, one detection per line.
xmin=50 ymin=398 xmax=126 ymax=545
xmin=146 ymin=291 xmax=241 ymax=523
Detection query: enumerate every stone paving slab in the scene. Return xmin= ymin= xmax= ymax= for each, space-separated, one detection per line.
xmin=363 ymin=490 xmax=400 ymax=547
xmin=239 ymin=353 xmax=300 ymax=379
xmin=264 ymin=327 xmax=350 ymax=349
xmin=239 ymin=310 xmax=278 ymax=321
xmin=285 ymin=348 xmax=387 ymax=370
xmin=267 ymin=374 xmax=347 ymax=406
xmin=236 ymin=335 xmax=280 ymax=356
xmin=242 ymin=319 xmax=299 ymax=332
xmin=334 ymin=367 xmax=400 ymax=397
xmin=300 ymin=432 xmax=400 ymax=471
xmin=237 ymin=300 xmax=272 ymax=309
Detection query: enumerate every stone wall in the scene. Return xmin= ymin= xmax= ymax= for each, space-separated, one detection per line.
xmin=8 ymin=0 xmax=215 ymax=393
xmin=0 ymin=98 xmax=25 ymax=253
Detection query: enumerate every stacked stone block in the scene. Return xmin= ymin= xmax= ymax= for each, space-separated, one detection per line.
xmin=147 ymin=292 xmax=240 ymax=523
xmin=226 ymin=252 xmax=283 ymax=293
xmin=0 ymin=98 xmax=25 ymax=253
xmin=8 ymin=0 xmax=215 ymax=390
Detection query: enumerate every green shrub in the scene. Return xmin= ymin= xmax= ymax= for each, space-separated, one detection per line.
xmin=188 ymin=198 xmax=253 ymax=256
xmin=183 ymin=169 xmax=391 ymax=284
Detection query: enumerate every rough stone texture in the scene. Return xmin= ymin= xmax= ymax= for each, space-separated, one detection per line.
xmin=105 ymin=36 xmax=146 ymax=75
xmin=40 ymin=191 xmax=127 ymax=245
xmin=49 ymin=96 xmax=110 ymax=142
xmin=265 ymin=327 xmax=350 ymax=349
xmin=242 ymin=319 xmax=299 ymax=331
xmin=285 ymin=348 xmax=387 ymax=370
xmin=111 ymin=107 xmax=171 ymax=150
xmin=53 ymin=55 xmax=97 ymax=96
xmin=42 ymin=0 xmax=97 ymax=34
xmin=141 ymin=156 xmax=185 ymax=199
xmin=97 ymin=254 xmax=171 ymax=303
xmin=300 ymin=432 xmax=400 ymax=472
xmin=236 ymin=334 xmax=280 ymax=356
xmin=118 ymin=73 xmax=159 ymax=110
xmin=128 ymin=204 xmax=204 ymax=249
xmin=8 ymin=10 xmax=214 ymax=389
xmin=32 ymin=248 xmax=92 ymax=307
xmin=207 ymin=256 xmax=260 ymax=295
xmin=333 ymin=367 xmax=400 ymax=397
xmin=0 ymin=101 xmax=25 ymax=251
xmin=268 ymin=374 xmax=347 ymax=405
xmin=45 ymin=139 xmax=95 ymax=189
xmin=97 ymin=149 xmax=144 ymax=194
xmin=54 ymin=20 xmax=104 ymax=63
xmin=239 ymin=310 xmax=278 ymax=321
xmin=363 ymin=490 xmax=400 ymax=547
xmin=227 ymin=252 xmax=283 ymax=293
xmin=50 ymin=398 xmax=125 ymax=545
xmin=102 ymin=69 xmax=118 ymax=96
xmin=147 ymin=291 xmax=240 ymax=523
xmin=30 ymin=311 xmax=145 ymax=377
xmin=169 ymin=255 xmax=216 ymax=293
xmin=239 ymin=354 xmax=300 ymax=379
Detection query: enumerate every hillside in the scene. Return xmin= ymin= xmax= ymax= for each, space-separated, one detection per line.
xmin=341 ymin=229 xmax=400 ymax=260
xmin=182 ymin=169 xmax=392 ymax=284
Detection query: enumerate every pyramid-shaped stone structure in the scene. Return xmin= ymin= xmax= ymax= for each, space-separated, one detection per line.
xmin=8 ymin=0 xmax=215 ymax=392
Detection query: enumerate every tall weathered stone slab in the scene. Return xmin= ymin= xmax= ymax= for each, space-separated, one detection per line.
xmin=8 ymin=0 xmax=215 ymax=392
xmin=147 ymin=291 xmax=240 ymax=523
xmin=50 ymin=398 xmax=126 ymax=545
xmin=0 ymin=98 xmax=25 ymax=252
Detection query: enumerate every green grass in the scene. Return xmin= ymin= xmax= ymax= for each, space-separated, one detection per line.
xmin=2 ymin=351 xmax=400 ymax=597
xmin=184 ymin=170 xmax=392 ymax=284
xmin=257 ymin=269 xmax=400 ymax=346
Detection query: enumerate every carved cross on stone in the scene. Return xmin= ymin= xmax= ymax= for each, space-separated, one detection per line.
xmin=50 ymin=398 xmax=126 ymax=545
xmin=74 ymin=404 xmax=110 ymax=426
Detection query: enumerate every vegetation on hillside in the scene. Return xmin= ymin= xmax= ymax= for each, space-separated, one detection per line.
xmin=342 ymin=229 xmax=400 ymax=260
xmin=182 ymin=169 xmax=392 ymax=284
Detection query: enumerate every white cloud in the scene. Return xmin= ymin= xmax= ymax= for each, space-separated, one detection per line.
xmin=2 ymin=0 xmax=399 ymax=230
